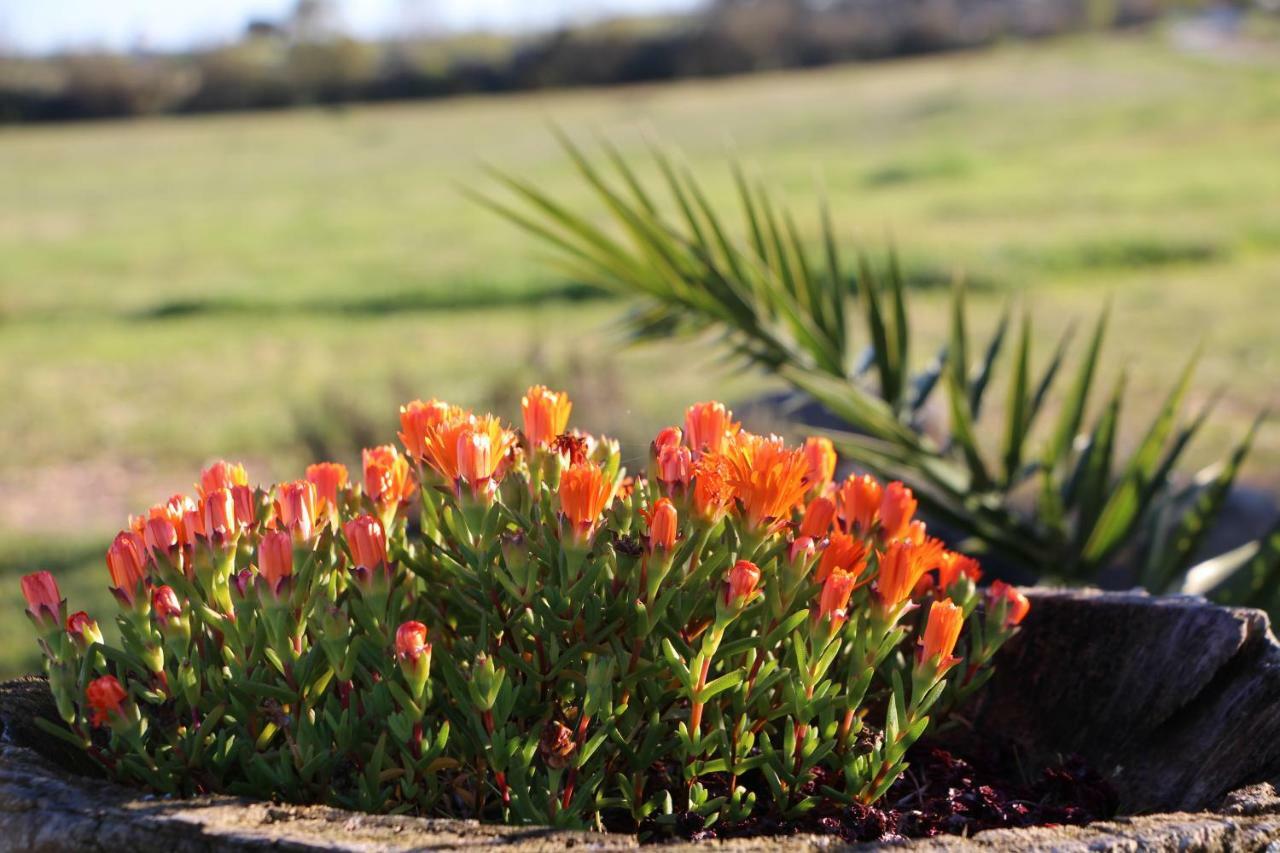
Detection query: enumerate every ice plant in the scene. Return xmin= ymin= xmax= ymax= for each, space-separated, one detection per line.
xmin=20 ymin=390 xmax=1023 ymax=835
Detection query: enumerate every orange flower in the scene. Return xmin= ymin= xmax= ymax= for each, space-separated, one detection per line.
xmin=86 ymin=675 xmax=129 ymax=728
xmin=987 ymin=580 xmax=1031 ymax=627
xmin=306 ymin=462 xmax=348 ymax=520
xmin=232 ymin=484 xmax=256 ymax=528
xmin=879 ymin=482 xmax=918 ymax=541
xmin=722 ymin=433 xmax=810 ymax=533
xmin=201 ymin=487 xmax=240 ymax=544
xmin=937 ymin=550 xmax=982 ymax=589
xmin=685 ymin=401 xmax=739 ymax=457
xmin=152 ymin=585 xmax=182 ymax=623
xmin=456 ymin=417 xmax=516 ymax=486
xmin=395 ymin=620 xmax=430 ymax=663
xmin=874 ymin=539 xmax=934 ymax=607
xmin=21 ymin=571 xmax=61 ymax=629
xmin=838 ymin=474 xmax=882 ymax=534
xmin=817 ymin=569 xmax=858 ymax=629
xmin=918 ymin=598 xmax=964 ymax=670
xmin=799 ymin=496 xmax=836 ymax=539
xmin=522 ymin=386 xmax=573 ymax=448
xmin=141 ymin=516 xmax=178 ymax=558
xmin=652 ymin=426 xmax=682 ymax=455
xmin=107 ymin=531 xmax=148 ymax=605
xmin=691 ymin=452 xmax=735 ymax=524
xmin=645 ymin=498 xmax=679 ymax=551
xmin=199 ymin=460 xmax=248 ymax=498
xmin=363 ymin=444 xmax=415 ymax=508
xmin=344 ymin=515 xmax=387 ymax=570
xmin=399 ymin=399 xmax=461 ymax=460
xmin=558 ymin=462 xmax=615 ymax=543
xmin=724 ymin=559 xmax=762 ymax=608
xmin=259 ymin=530 xmax=293 ymax=596
xmin=803 ymin=437 xmax=837 ymax=492
xmin=275 ymin=479 xmax=317 ymax=542
xmin=816 ymin=531 xmax=869 ymax=584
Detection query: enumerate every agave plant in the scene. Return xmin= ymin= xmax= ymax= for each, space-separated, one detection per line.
xmin=477 ymin=134 xmax=1277 ymax=607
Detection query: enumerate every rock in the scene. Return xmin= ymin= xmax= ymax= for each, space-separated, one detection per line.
xmin=975 ymin=588 xmax=1280 ymax=812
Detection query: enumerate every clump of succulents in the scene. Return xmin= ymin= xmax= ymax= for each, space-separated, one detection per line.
xmin=21 ymin=388 xmax=1027 ymax=833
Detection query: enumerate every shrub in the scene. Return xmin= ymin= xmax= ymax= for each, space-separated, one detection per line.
xmin=20 ymin=389 xmax=1025 ymax=832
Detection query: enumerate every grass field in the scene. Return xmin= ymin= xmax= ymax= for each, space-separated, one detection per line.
xmin=1 ymin=29 xmax=1278 ymax=676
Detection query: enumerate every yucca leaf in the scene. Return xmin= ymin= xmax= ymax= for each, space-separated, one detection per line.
xmin=946 ymin=281 xmax=990 ymax=489
xmin=1065 ymin=370 xmax=1125 ymax=568
xmin=1025 ymin=322 xmax=1075 ymax=432
xmin=910 ymin=344 xmax=949 ymax=414
xmin=1081 ymin=349 xmax=1199 ymax=567
xmin=855 ymin=253 xmax=897 ymax=402
xmin=1001 ymin=311 xmax=1032 ymax=486
xmin=887 ymin=249 xmax=910 ymax=410
xmin=1150 ymin=412 xmax=1266 ymax=592
xmin=968 ymin=303 xmax=1010 ymax=419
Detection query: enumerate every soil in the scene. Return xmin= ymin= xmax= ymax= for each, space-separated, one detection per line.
xmin=627 ymin=741 xmax=1117 ymax=843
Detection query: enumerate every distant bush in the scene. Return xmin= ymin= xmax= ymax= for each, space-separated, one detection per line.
xmin=0 ymin=0 xmax=1175 ymax=123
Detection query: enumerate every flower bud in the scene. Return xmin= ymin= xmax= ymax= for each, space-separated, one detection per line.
xmin=395 ymin=620 xmax=432 ymax=701
xmin=275 ymin=480 xmax=316 ymax=543
xmin=363 ymin=444 xmax=415 ymax=509
xmin=799 ymin=496 xmax=836 ymax=539
xmin=816 ymin=531 xmax=869 ymax=584
xmin=85 ymin=675 xmax=131 ymax=731
xmin=789 ymin=536 xmax=816 ymax=565
xmin=879 ymin=481 xmax=918 ymax=541
xmin=106 ymin=532 xmax=148 ymax=609
xmin=646 ymin=498 xmax=678 ymax=552
xmin=142 ymin=515 xmax=178 ymax=560
xmin=152 ymin=585 xmax=182 ymax=623
xmin=259 ymin=530 xmax=293 ymax=599
xmin=918 ymin=597 xmax=964 ymax=672
xmin=344 ymin=515 xmax=387 ymax=588
xmin=987 ymin=580 xmax=1031 ymax=628
xmin=200 ymin=487 xmax=240 ymax=545
xmin=938 ymin=550 xmax=983 ymax=590
xmin=803 ymin=436 xmax=836 ymax=493
xmin=685 ymin=401 xmax=738 ymax=457
xmin=21 ymin=571 xmax=62 ymax=633
xmin=539 ymin=719 xmax=576 ymax=770
xmin=199 ymin=460 xmax=247 ymax=497
xmin=306 ymin=461 xmax=349 ymax=524
xmin=723 ymin=559 xmax=762 ymax=609
xmin=66 ymin=611 xmax=103 ymax=650
xmin=817 ymin=569 xmax=858 ymax=630
xmin=558 ymin=462 xmax=614 ymax=545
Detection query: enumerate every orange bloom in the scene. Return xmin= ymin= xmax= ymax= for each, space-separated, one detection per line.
xmin=395 ymin=620 xmax=430 ymax=663
xmin=816 ymin=531 xmax=869 ymax=584
xmin=152 ymin=585 xmax=182 ymax=623
xmin=875 ymin=539 xmax=934 ymax=607
xmin=86 ymin=675 xmax=129 ymax=728
xmin=275 ymin=479 xmax=317 ymax=542
xmin=456 ymin=417 xmax=516 ymax=485
xmin=399 ymin=399 xmax=461 ymax=460
xmin=879 ymin=482 xmax=918 ymax=541
xmin=919 ymin=598 xmax=964 ymax=669
xmin=199 ymin=460 xmax=248 ymax=498
xmin=987 ymin=580 xmax=1031 ymax=627
xmin=685 ymin=401 xmax=739 ymax=457
xmin=817 ymin=569 xmax=858 ymax=629
xmin=652 ymin=426 xmax=682 ymax=455
xmin=724 ymin=559 xmax=762 ymax=608
xmin=646 ymin=498 xmax=679 ymax=551
xmin=107 ymin=531 xmax=148 ymax=605
xmin=259 ymin=530 xmax=293 ymax=596
xmin=803 ymin=437 xmax=837 ymax=492
xmin=344 ymin=515 xmax=387 ymax=570
xmin=838 ymin=474 xmax=882 ymax=534
xmin=142 ymin=516 xmax=178 ymax=558
xmin=722 ymin=433 xmax=811 ymax=533
xmin=201 ymin=487 xmax=240 ymax=544
xmin=363 ymin=444 xmax=415 ymax=507
xmin=558 ymin=462 xmax=615 ymax=543
xmin=799 ymin=496 xmax=836 ymax=539
xmin=686 ymin=454 xmax=728 ymax=523
xmin=306 ymin=462 xmax=348 ymax=519
xmin=522 ymin=386 xmax=572 ymax=448
xmin=232 ymin=484 xmax=256 ymax=528
xmin=937 ymin=550 xmax=983 ymax=589
xmin=21 ymin=571 xmax=61 ymax=628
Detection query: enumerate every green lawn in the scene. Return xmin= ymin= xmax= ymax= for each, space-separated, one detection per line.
xmin=1 ymin=30 xmax=1278 ymax=676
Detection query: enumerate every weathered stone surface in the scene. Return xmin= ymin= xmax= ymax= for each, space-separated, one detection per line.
xmin=7 ymin=590 xmax=1280 ymax=849
xmin=975 ymin=588 xmax=1280 ymax=812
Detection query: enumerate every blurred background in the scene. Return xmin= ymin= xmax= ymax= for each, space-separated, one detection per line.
xmin=1 ymin=0 xmax=1277 ymax=674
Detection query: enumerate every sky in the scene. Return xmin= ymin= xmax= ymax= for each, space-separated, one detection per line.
xmin=1 ymin=0 xmax=703 ymax=54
